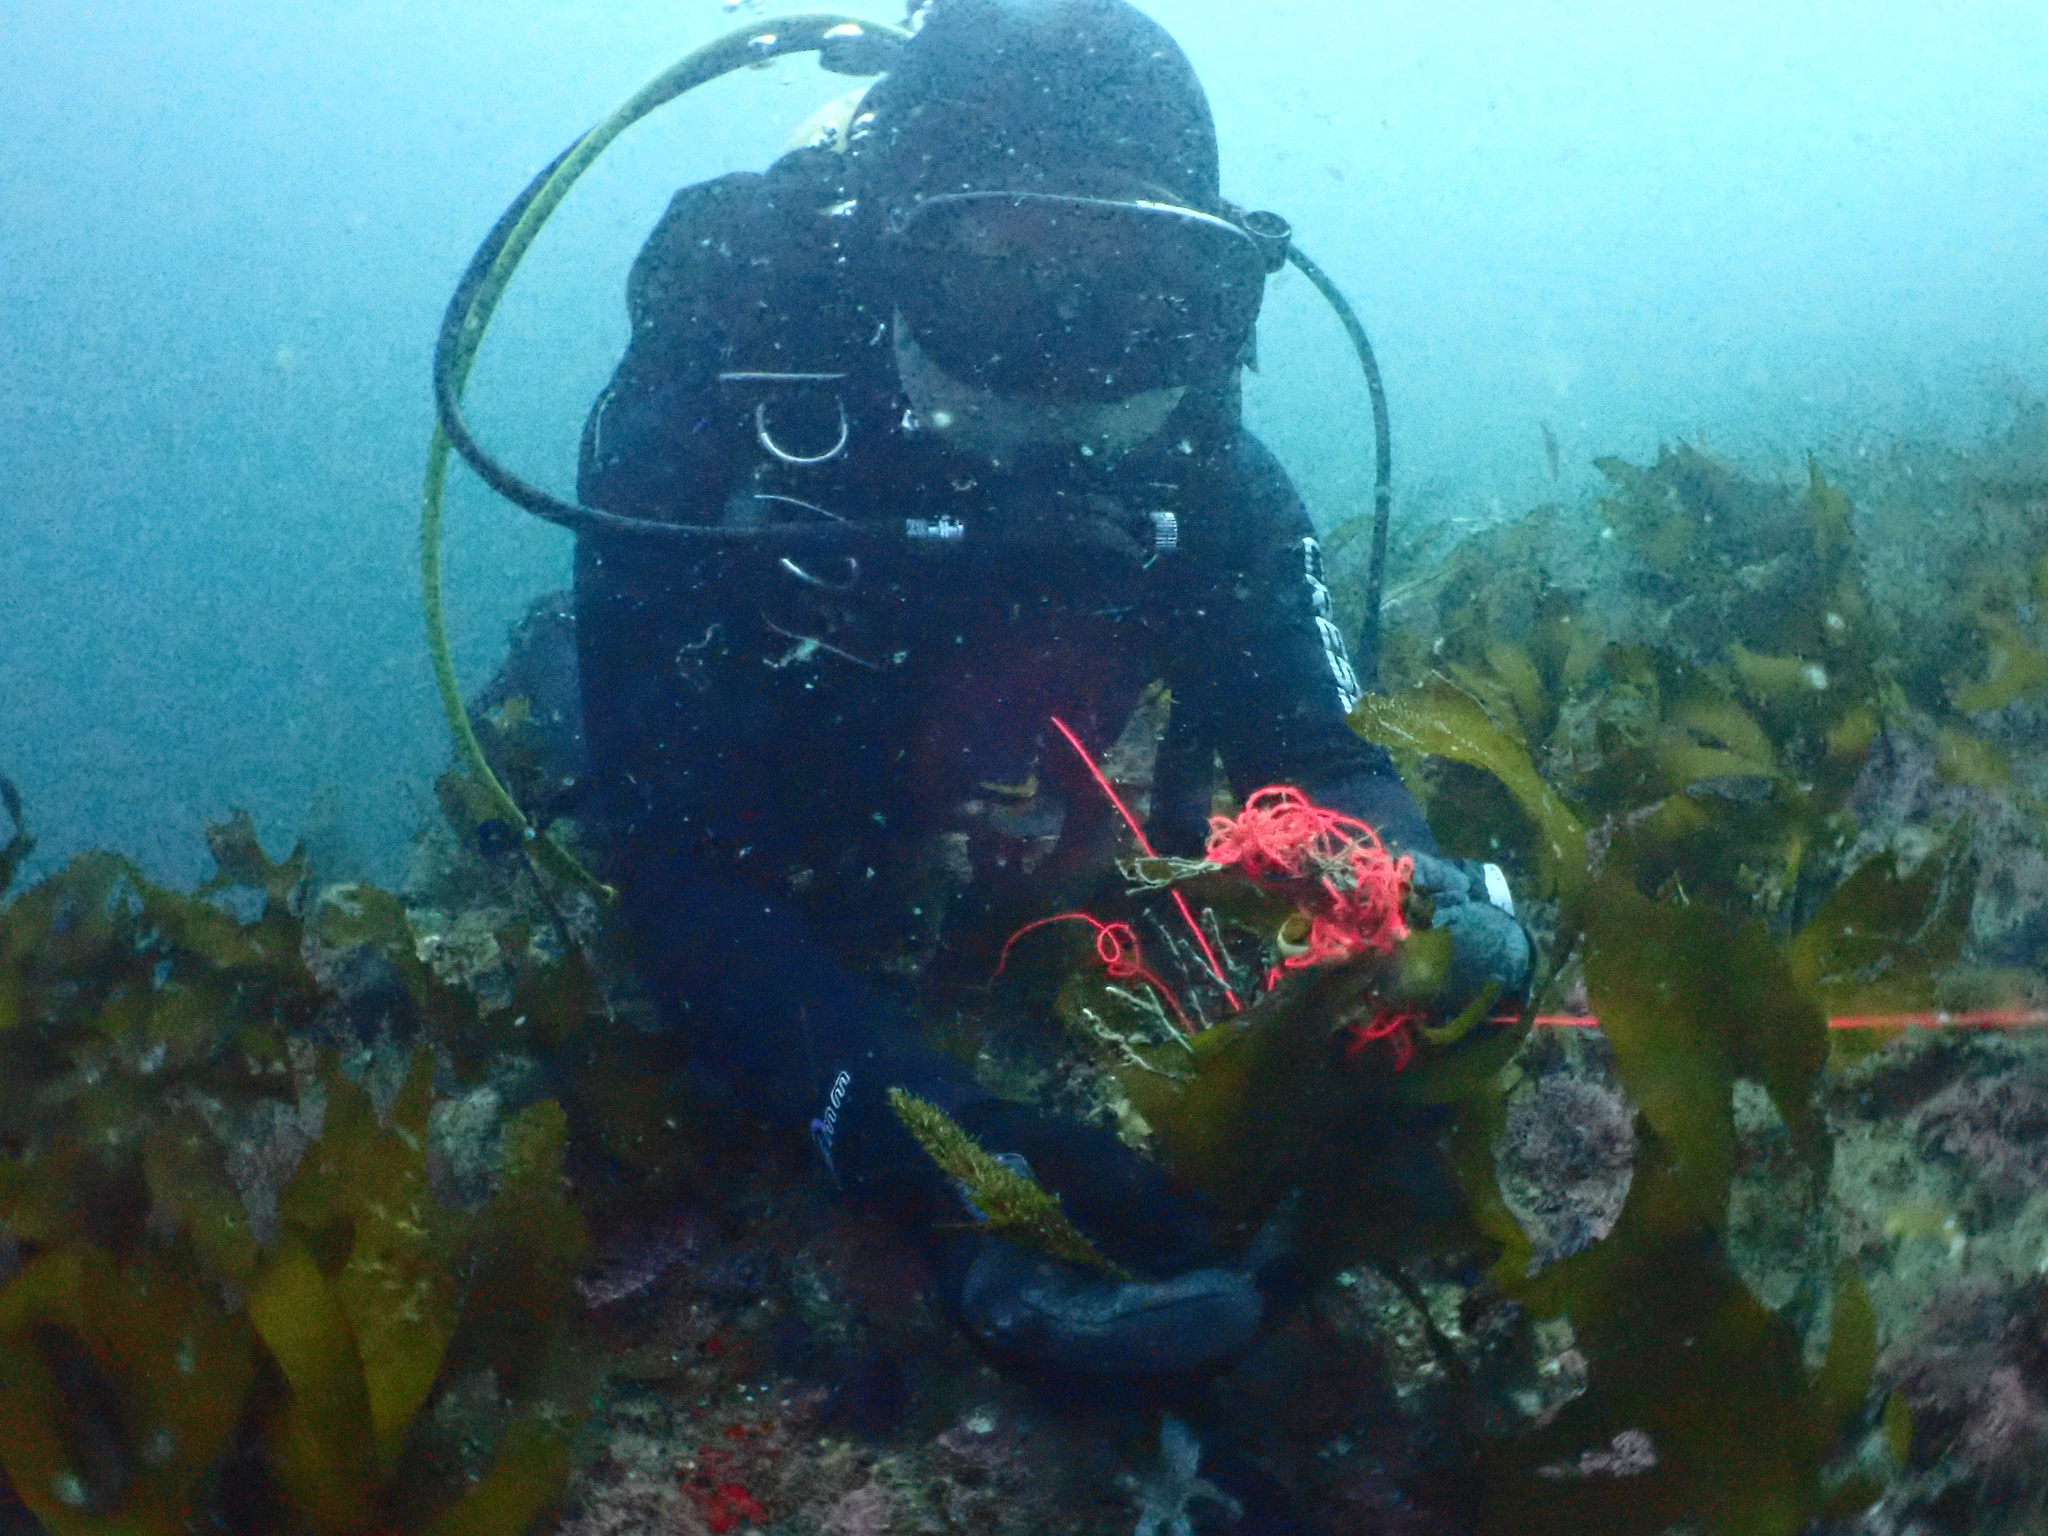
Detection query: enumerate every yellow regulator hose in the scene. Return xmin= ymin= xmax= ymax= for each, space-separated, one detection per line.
xmin=420 ymin=16 xmax=909 ymax=902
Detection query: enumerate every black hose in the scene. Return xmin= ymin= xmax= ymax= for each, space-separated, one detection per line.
xmin=427 ymin=21 xmax=1395 ymax=615
xmin=423 ymin=17 xmax=1395 ymax=897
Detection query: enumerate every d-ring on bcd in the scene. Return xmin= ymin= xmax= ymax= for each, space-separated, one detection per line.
xmin=756 ymin=398 xmax=850 ymax=465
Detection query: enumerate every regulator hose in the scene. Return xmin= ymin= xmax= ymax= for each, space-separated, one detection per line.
xmin=1283 ymin=245 xmax=1394 ymax=688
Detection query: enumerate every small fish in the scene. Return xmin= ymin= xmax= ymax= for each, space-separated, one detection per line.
xmin=1541 ymin=421 xmax=1562 ymax=482
xmin=0 ymin=775 xmax=20 ymax=830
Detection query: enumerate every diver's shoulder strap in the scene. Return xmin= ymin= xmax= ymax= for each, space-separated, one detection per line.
xmin=626 ymin=171 xmax=769 ymax=342
xmin=582 ymin=151 xmax=893 ymax=524
xmin=625 ymin=150 xmax=878 ymax=375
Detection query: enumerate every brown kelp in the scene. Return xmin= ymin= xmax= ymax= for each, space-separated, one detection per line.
xmin=0 ymin=809 xmax=590 ymax=1535
xmin=5 ymin=414 xmax=2045 ymax=1534
xmin=1038 ymin=436 xmax=2044 ymax=1532
xmin=1332 ymin=431 xmax=2043 ymax=1532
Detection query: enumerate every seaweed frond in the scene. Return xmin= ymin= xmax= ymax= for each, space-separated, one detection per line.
xmin=887 ymin=1089 xmax=1130 ymax=1279
xmin=0 ymin=798 xmax=593 ymax=1535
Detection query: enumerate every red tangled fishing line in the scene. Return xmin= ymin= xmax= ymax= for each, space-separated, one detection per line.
xmin=1344 ymin=1008 xmax=1423 ymax=1072
xmin=1048 ymin=715 xmax=1241 ymax=1012
xmin=996 ymin=750 xmax=1411 ymax=1049
xmin=1205 ymin=786 xmax=1413 ymax=975
xmin=997 ymin=912 xmax=1195 ymax=1034
xmin=1205 ymin=786 xmax=1423 ymax=1067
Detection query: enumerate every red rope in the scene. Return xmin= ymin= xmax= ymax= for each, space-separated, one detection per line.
xmin=1205 ymin=786 xmax=1413 ymax=977
xmin=1534 ymin=1010 xmax=2048 ymax=1031
xmin=1344 ymin=1008 xmax=1422 ymax=1070
xmin=996 ymin=911 xmax=1195 ymax=1033
xmin=1047 ymin=715 xmax=1242 ymax=1015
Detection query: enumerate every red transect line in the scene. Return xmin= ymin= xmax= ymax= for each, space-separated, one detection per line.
xmin=1533 ymin=1011 xmax=2048 ymax=1031
xmin=1047 ymin=715 xmax=1243 ymax=1015
xmin=1827 ymin=1009 xmax=2048 ymax=1030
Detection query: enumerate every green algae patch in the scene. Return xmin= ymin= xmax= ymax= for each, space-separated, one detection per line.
xmin=447 ymin=1098 xmax=590 ymax=1393
xmin=416 ymin=1418 xmax=575 ymax=1536
xmin=1587 ymin=876 xmax=1828 ymax=1183
xmin=1356 ymin=454 xmax=1909 ymax=935
xmin=272 ymin=1054 xmax=462 ymax=1483
xmin=1439 ymin=858 xmax=1863 ymax=1534
xmin=142 ymin=1108 xmax=262 ymax=1284
xmin=1105 ymin=946 xmax=1524 ymax=1288
xmin=1483 ymin=1172 xmax=1873 ymax=1536
xmin=1321 ymin=447 xmax=2004 ymax=1531
xmin=1352 ymin=681 xmax=1589 ymax=905
xmin=1953 ymin=611 xmax=2048 ymax=714
xmin=250 ymin=1240 xmax=384 ymax=1531
xmin=1787 ymin=833 xmax=1971 ymax=1064
xmin=0 ymin=1245 xmax=256 ymax=1535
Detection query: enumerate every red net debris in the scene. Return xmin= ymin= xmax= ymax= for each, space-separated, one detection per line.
xmin=1205 ymin=786 xmax=1420 ymax=1065
xmin=1049 ymin=715 xmax=1241 ymax=1013
xmin=998 ymin=911 xmax=1195 ymax=1034
xmin=1205 ymin=786 xmax=1413 ymax=975
xmin=1342 ymin=1008 xmax=1424 ymax=1071
xmin=1012 ymin=729 xmax=1417 ymax=1048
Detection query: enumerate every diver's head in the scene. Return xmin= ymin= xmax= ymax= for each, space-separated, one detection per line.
xmin=851 ymin=0 xmax=1273 ymax=460
xmin=858 ymin=0 xmax=1222 ymax=212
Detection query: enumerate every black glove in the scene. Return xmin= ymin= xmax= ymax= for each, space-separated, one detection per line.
xmin=939 ymin=1103 xmax=1267 ymax=1378
xmin=952 ymin=1238 xmax=1263 ymax=1378
xmin=1406 ymin=852 xmax=1534 ymax=1020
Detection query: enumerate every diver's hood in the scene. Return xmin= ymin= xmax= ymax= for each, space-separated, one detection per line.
xmin=848 ymin=0 xmax=1256 ymax=401
xmin=849 ymin=0 xmax=1223 ymax=213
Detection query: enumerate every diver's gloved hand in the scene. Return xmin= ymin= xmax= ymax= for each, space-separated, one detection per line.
xmin=814 ymin=1059 xmax=1269 ymax=1376
xmin=954 ymin=1239 xmax=1263 ymax=1378
xmin=941 ymin=1102 xmax=1267 ymax=1377
xmin=1406 ymin=852 xmax=1534 ymax=1020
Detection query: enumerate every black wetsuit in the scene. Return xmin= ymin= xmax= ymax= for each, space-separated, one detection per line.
xmin=570 ymin=150 xmax=1439 ymax=1248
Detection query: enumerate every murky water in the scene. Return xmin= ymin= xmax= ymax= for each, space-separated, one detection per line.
xmin=2 ymin=2 xmax=2045 ymax=1531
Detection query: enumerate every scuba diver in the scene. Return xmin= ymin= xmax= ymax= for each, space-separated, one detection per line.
xmin=557 ymin=0 xmax=1533 ymax=1381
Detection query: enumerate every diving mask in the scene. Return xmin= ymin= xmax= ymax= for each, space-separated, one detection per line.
xmin=884 ymin=191 xmax=1274 ymax=403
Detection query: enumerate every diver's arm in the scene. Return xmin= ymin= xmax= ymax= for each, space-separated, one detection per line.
xmin=1184 ymin=431 xmax=1439 ymax=854
xmin=570 ymin=536 xmax=1271 ymax=1375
